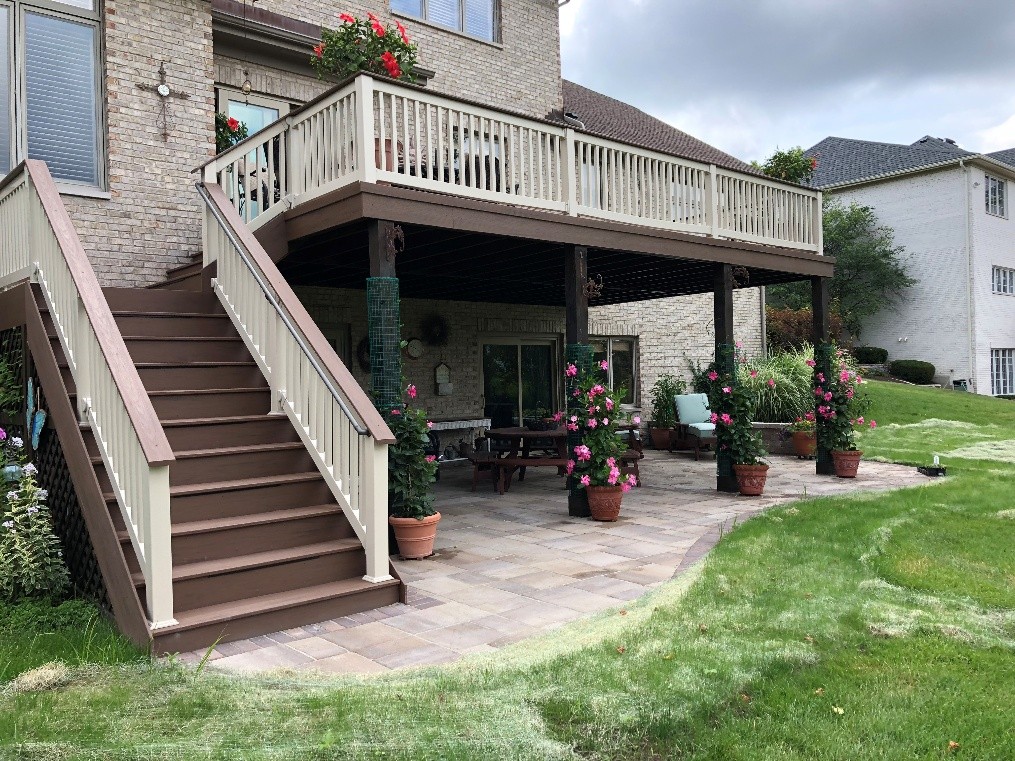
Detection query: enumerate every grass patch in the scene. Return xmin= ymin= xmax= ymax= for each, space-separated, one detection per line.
xmin=1 ymin=382 xmax=1013 ymax=758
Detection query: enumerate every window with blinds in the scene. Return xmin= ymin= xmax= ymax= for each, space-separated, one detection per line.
xmin=3 ymin=2 xmax=101 ymax=187
xmin=392 ymin=0 xmax=497 ymax=42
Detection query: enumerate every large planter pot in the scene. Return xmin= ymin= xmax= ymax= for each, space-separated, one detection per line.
xmin=586 ymin=485 xmax=623 ymax=521
xmin=649 ymin=426 xmax=672 ymax=450
xmin=389 ymin=512 xmax=441 ymax=559
xmin=733 ymin=463 xmax=770 ymax=496
xmin=791 ymin=430 xmax=817 ymax=458
xmin=831 ymin=450 xmax=863 ymax=479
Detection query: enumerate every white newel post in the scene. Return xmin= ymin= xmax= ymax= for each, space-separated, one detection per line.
xmin=563 ymin=128 xmax=578 ymax=216
xmin=361 ymin=437 xmax=393 ymax=583
xmin=813 ymin=190 xmax=824 ymax=254
xmin=706 ymin=164 xmax=719 ymax=239
xmin=144 ymin=464 xmax=176 ymax=628
xmin=356 ymin=75 xmax=377 ymax=185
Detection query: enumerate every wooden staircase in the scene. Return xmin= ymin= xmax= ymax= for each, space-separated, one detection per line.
xmin=44 ymin=285 xmax=401 ymax=654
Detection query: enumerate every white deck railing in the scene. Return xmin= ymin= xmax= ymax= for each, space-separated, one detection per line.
xmin=0 ymin=161 xmax=177 ymax=628
xmin=197 ymin=182 xmax=395 ymax=584
xmin=202 ymin=73 xmax=822 ymax=253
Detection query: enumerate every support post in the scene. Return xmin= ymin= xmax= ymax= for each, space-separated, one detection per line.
xmin=361 ymin=438 xmax=394 ymax=583
xmin=563 ymin=128 xmax=578 ymax=216
xmin=367 ymin=220 xmax=401 ymax=412
xmin=564 ymin=244 xmax=592 ymax=516
xmin=714 ymin=263 xmax=737 ymax=493
xmin=812 ymin=276 xmax=835 ymax=475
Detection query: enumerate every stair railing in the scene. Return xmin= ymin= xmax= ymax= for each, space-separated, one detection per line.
xmin=196 ymin=181 xmax=396 ymax=584
xmin=0 ymin=161 xmax=177 ymax=628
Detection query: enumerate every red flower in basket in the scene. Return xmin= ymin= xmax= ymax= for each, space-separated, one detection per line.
xmin=226 ymin=117 xmax=240 ymax=132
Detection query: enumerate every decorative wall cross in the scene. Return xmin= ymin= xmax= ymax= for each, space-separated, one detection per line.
xmin=137 ymin=61 xmax=191 ymax=141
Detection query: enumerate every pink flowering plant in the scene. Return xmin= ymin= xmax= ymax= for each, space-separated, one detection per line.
xmin=813 ymin=350 xmax=875 ymax=452
xmin=564 ymin=361 xmax=637 ymax=492
xmin=311 ymin=12 xmax=418 ymax=82
xmin=700 ymin=346 xmax=770 ymax=466
xmin=386 ymin=383 xmax=438 ymax=519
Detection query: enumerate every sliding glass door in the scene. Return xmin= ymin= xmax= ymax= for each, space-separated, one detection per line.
xmin=482 ymin=340 xmax=556 ymax=428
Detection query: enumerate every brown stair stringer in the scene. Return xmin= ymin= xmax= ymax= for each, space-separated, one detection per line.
xmin=16 ymin=282 xmax=151 ymax=648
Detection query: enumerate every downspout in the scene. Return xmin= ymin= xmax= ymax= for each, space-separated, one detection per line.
xmin=961 ymin=159 xmax=976 ymax=392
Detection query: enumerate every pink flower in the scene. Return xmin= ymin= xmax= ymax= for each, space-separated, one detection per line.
xmin=552 ymin=411 xmax=563 ymax=422
xmin=605 ymin=398 xmax=615 ymax=411
xmin=570 ymin=415 xmax=578 ymax=423
xmin=566 ymin=423 xmax=578 ymax=431
xmin=720 ymin=413 xmax=733 ymax=425
xmin=566 ymin=460 xmax=575 ymax=475
xmin=627 ymin=474 xmax=637 ymax=486
xmin=339 ymin=12 xmax=356 ymax=23
xmin=580 ymin=474 xmax=591 ymax=487
xmin=804 ymin=411 xmax=815 ymax=421
xmin=749 ymin=370 xmax=758 ymax=379
xmin=425 ymin=455 xmax=436 ymax=463
xmin=710 ymin=412 xmax=719 ymax=423
xmin=590 ymin=384 xmax=605 ymax=397
xmin=707 ymin=371 xmax=719 ymax=381
xmin=313 ymin=43 xmax=325 ymax=59
xmin=840 ymin=371 xmax=851 ymax=383
xmin=722 ymin=386 xmax=732 ymax=395
xmin=632 ymin=416 xmax=641 ymax=424
xmin=735 ymin=340 xmax=744 ymax=348
xmin=395 ymin=19 xmax=410 ymax=44
xmin=814 ymin=387 xmax=824 ymax=397
xmin=806 ymin=359 xmax=817 ymax=368
xmin=573 ymin=388 xmax=581 ymax=397
xmin=600 ymin=360 xmax=609 ymax=371
xmin=817 ymin=373 xmax=825 ymax=383
xmin=390 ymin=408 xmax=401 ymax=416
xmin=824 ymin=392 xmax=833 ymax=402
xmin=856 ymin=376 xmax=864 ymax=384
xmin=565 ymin=363 xmax=578 ymax=377
xmin=818 ymin=405 xmax=828 ymax=414
xmin=602 ymin=418 xmax=609 ymax=425
xmin=621 ymin=482 xmax=632 ymax=493
xmin=0 ymin=428 xmax=5 ymax=440
xmin=587 ymin=418 xmax=598 ymax=428
xmin=406 ymin=384 xmax=417 ymax=399
xmin=856 ymin=416 xmax=864 ymax=425
xmin=426 ymin=420 xmax=433 ymax=429
xmin=869 ymin=420 xmax=877 ymax=429
xmin=768 ymin=378 xmax=776 ymax=388
xmin=574 ymin=444 xmax=592 ymax=462
xmin=606 ymin=457 xmax=616 ymax=468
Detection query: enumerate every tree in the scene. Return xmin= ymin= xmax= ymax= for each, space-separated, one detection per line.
xmin=750 ymin=146 xmax=817 ymax=185
xmin=765 ymin=198 xmax=915 ymax=338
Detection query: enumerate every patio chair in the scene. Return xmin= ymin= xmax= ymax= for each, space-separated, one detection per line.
xmin=673 ymin=393 xmax=716 ymax=461
xmin=618 ymin=428 xmax=643 ymax=486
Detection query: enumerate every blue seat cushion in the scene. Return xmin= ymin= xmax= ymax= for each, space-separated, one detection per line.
xmin=674 ymin=393 xmax=712 ymax=426
xmin=686 ymin=422 xmax=716 ymax=439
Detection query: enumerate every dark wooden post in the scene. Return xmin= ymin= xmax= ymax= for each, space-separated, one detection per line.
xmin=812 ymin=276 xmax=835 ymax=474
xmin=366 ymin=220 xmax=401 ymax=412
xmin=564 ymin=244 xmax=592 ymax=516
xmin=714 ymin=263 xmax=738 ymax=492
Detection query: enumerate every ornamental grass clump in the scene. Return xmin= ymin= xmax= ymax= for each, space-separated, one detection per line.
xmin=0 ymin=430 xmax=69 ymax=601
xmin=564 ymin=361 xmax=638 ymax=492
xmin=386 ymin=384 xmax=438 ymax=520
xmin=311 ymin=12 xmax=418 ymax=82
xmin=812 ymin=351 xmax=876 ymax=452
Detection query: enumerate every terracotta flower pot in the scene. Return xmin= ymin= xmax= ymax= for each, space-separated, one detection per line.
xmin=649 ymin=426 xmax=672 ymax=450
xmin=389 ymin=512 xmax=441 ymax=559
xmin=831 ymin=450 xmax=863 ymax=478
xmin=733 ymin=463 xmax=770 ymax=496
xmin=586 ymin=485 xmax=623 ymax=521
xmin=791 ymin=430 xmax=817 ymax=458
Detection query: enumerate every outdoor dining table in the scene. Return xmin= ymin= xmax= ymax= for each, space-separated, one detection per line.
xmin=485 ymin=426 xmax=569 ymax=494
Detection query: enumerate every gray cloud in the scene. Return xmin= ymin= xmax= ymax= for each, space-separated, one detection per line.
xmin=561 ymin=0 xmax=1015 ymax=160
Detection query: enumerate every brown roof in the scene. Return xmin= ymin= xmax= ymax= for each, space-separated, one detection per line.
xmin=562 ymin=80 xmax=758 ymax=175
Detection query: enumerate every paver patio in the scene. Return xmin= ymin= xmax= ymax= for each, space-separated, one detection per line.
xmin=184 ymin=450 xmax=928 ymax=674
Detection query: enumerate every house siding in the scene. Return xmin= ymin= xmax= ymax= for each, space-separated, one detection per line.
xmin=827 ymin=168 xmax=973 ymax=389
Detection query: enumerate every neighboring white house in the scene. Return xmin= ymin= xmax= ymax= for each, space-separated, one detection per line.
xmin=806 ymin=136 xmax=1015 ymax=396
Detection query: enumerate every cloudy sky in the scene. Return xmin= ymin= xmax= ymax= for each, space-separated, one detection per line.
xmin=559 ymin=0 xmax=1015 ymax=163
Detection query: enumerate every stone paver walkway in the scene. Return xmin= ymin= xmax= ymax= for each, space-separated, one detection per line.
xmin=184 ymin=451 xmax=928 ymax=674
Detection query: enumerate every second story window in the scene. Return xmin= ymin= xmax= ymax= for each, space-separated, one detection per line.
xmin=392 ymin=0 xmax=498 ymax=42
xmin=994 ymin=266 xmax=1015 ymax=295
xmin=1 ymin=0 xmax=102 ymax=188
xmin=985 ymin=174 xmax=1007 ymax=218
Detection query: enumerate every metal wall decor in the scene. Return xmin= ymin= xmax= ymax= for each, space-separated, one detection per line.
xmin=583 ymin=273 xmax=604 ymax=300
xmin=420 ymin=313 xmax=450 ymax=346
xmin=385 ymin=223 xmax=405 ymax=264
xmin=136 ymin=61 xmax=191 ymax=141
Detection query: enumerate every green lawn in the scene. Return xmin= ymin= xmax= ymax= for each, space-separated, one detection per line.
xmin=1 ymin=382 xmax=1013 ymax=760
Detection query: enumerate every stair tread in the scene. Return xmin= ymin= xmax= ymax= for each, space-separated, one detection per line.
xmin=135 ymin=361 xmax=256 ymax=367
xmin=148 ymin=387 xmax=267 ymax=397
xmin=159 ymin=578 xmax=397 ymax=634
xmin=132 ymin=538 xmax=362 ymax=585
xmin=111 ymin=311 xmax=228 ymax=318
xmin=160 ymin=414 xmax=282 ymax=427
xmin=116 ymin=504 xmax=341 ymax=544
xmin=173 ymin=441 xmax=307 ymax=459
xmin=123 ymin=335 xmax=242 ymax=343
xmin=168 ymin=471 xmax=324 ymax=497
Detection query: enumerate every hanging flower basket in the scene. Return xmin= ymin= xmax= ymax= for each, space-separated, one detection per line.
xmin=311 ymin=13 xmax=419 ymax=82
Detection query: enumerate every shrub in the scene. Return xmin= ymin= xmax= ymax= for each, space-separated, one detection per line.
xmin=852 ymin=346 xmax=888 ymax=364
xmin=385 ymin=384 xmax=438 ymax=520
xmin=648 ymin=374 xmax=686 ymax=428
xmin=766 ymin=306 xmax=844 ymax=352
xmin=889 ymin=360 xmax=936 ymax=385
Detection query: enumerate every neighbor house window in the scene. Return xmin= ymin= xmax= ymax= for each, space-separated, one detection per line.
xmin=993 ymin=266 xmax=1015 ymax=295
xmin=985 ymin=175 xmax=1007 ymax=217
xmin=391 ymin=0 xmax=498 ymax=42
xmin=991 ymin=349 xmax=1014 ymax=396
xmin=1 ymin=0 xmax=102 ymax=187
xmin=590 ymin=337 xmax=637 ymax=405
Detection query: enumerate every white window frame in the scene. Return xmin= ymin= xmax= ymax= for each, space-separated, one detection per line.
xmin=993 ymin=265 xmax=1015 ymax=296
xmin=391 ymin=0 xmax=500 ymax=43
xmin=985 ymin=174 xmax=1007 ymax=218
xmin=6 ymin=0 xmax=103 ymax=190
xmin=991 ymin=349 xmax=1014 ymax=396
xmin=590 ymin=336 xmax=639 ymax=407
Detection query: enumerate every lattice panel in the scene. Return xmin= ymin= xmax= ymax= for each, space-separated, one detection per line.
xmin=366 ymin=276 xmax=403 ymax=411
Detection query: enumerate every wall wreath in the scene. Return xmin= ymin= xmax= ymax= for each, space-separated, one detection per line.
xmin=421 ymin=313 xmax=450 ymax=346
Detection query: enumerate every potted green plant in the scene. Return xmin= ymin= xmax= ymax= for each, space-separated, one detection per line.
xmin=311 ymin=12 xmax=419 ymax=82
xmin=386 ymin=383 xmax=440 ymax=558
xmin=786 ymin=412 xmax=817 ymax=458
xmin=565 ymin=361 xmax=636 ymax=521
xmin=813 ymin=351 xmax=877 ymax=478
xmin=648 ymin=374 xmax=685 ymax=449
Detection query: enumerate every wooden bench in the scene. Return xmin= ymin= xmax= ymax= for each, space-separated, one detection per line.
xmin=494 ymin=456 xmax=569 ymax=495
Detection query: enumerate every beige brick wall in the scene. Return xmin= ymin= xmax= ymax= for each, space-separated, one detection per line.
xmin=252 ymin=0 xmax=563 ymax=120
xmin=215 ymin=55 xmax=326 ymax=106
xmin=67 ymin=0 xmax=215 ymax=287
xmin=294 ymin=285 xmax=765 ymax=426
